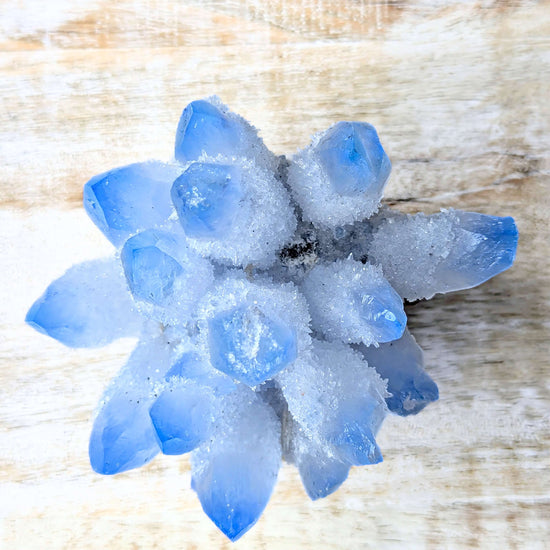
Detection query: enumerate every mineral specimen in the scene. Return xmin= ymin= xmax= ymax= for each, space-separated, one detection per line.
xmin=26 ymin=96 xmax=518 ymax=541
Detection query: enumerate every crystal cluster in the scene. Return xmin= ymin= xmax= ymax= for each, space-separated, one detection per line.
xmin=26 ymin=97 xmax=518 ymax=541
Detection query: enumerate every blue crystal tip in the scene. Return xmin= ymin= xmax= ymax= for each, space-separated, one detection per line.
xmin=317 ymin=121 xmax=391 ymax=196
xmin=175 ymin=100 xmax=241 ymax=162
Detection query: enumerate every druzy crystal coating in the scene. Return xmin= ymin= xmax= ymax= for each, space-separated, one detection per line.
xmin=26 ymin=96 xmax=518 ymax=542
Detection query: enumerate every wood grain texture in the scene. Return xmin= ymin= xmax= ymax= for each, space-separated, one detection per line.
xmin=1 ymin=1 xmax=549 ymax=548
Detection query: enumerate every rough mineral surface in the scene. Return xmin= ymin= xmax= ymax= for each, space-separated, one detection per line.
xmin=26 ymin=96 xmax=518 ymax=542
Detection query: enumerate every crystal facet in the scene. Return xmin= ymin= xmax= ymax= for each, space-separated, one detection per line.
xmin=174 ymin=99 xmax=241 ymax=162
xmin=208 ymin=305 xmax=298 ymax=386
xmin=317 ymin=121 xmax=391 ymax=196
xmin=89 ymin=394 xmax=160 ymax=475
xmin=150 ymin=386 xmax=212 ymax=455
xmin=121 ymin=230 xmax=184 ymax=306
xmin=83 ymin=161 xmax=182 ymax=246
xmin=191 ymin=387 xmax=281 ymax=541
xmin=171 ymin=162 xmax=243 ymax=239
xmin=356 ymin=330 xmax=439 ymax=416
xmin=26 ymin=258 xmax=140 ymax=347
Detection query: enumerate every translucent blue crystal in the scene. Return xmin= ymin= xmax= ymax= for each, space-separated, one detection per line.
xmin=441 ymin=212 xmax=519 ymax=290
xmin=297 ymin=448 xmax=350 ymax=500
xmin=208 ymin=305 xmax=298 ymax=386
xmin=25 ymin=258 xmax=141 ymax=348
xmin=193 ymin=455 xmax=271 ymax=541
xmin=328 ymin=399 xmax=383 ymax=466
xmin=191 ymin=388 xmax=281 ymax=541
xmin=149 ymin=386 xmax=212 ymax=455
xmin=89 ymin=394 xmax=160 ymax=475
xmin=174 ymin=100 xmax=241 ymax=162
xmin=316 ymin=121 xmax=391 ymax=196
xmin=83 ymin=161 xmax=182 ymax=246
xmin=357 ymin=330 xmax=439 ymax=416
xmin=353 ymin=285 xmax=407 ymax=343
xmin=121 ymin=230 xmax=184 ymax=306
xmin=171 ymin=162 xmax=243 ymax=239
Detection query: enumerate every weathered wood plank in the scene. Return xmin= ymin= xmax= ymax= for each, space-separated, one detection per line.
xmin=1 ymin=1 xmax=549 ymax=548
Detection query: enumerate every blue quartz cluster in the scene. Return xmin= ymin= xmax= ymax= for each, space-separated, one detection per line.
xmin=26 ymin=97 xmax=518 ymax=541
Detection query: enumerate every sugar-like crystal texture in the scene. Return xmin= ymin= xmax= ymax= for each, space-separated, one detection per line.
xmin=26 ymin=96 xmax=518 ymax=541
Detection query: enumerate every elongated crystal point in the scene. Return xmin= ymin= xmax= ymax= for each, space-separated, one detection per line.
xmin=368 ymin=209 xmax=519 ymax=300
xmin=302 ymin=259 xmax=406 ymax=345
xmin=83 ymin=161 xmax=182 ymax=246
xmin=89 ymin=394 xmax=160 ymax=475
xmin=25 ymin=258 xmax=140 ymax=348
xmin=175 ymin=99 xmax=241 ymax=162
xmin=356 ymin=330 xmax=438 ymax=416
xmin=191 ymin=388 xmax=281 ymax=541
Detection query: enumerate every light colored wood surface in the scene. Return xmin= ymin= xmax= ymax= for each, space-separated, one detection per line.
xmin=1 ymin=1 xmax=549 ymax=548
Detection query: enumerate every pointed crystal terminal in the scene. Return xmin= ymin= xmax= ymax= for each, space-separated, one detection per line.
xmin=354 ymin=285 xmax=407 ymax=343
xmin=440 ymin=211 xmax=518 ymax=290
xmin=149 ymin=385 xmax=212 ymax=455
xmin=356 ymin=330 xmax=439 ymax=416
xmin=302 ymin=258 xmax=406 ymax=345
xmin=83 ymin=161 xmax=182 ymax=246
xmin=174 ymin=100 xmax=241 ymax=162
xmin=25 ymin=258 xmax=141 ymax=348
xmin=171 ymin=162 xmax=243 ymax=239
xmin=368 ymin=209 xmax=519 ymax=300
xmin=317 ymin=121 xmax=391 ymax=196
xmin=291 ymin=421 xmax=350 ymax=500
xmin=208 ymin=305 xmax=298 ymax=386
xmin=89 ymin=393 xmax=160 ymax=475
xmin=328 ymin=400 xmax=383 ymax=466
xmin=298 ymin=452 xmax=350 ymax=500
xmin=191 ymin=387 xmax=281 ymax=541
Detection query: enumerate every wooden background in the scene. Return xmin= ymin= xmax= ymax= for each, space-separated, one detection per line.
xmin=1 ymin=1 xmax=549 ymax=548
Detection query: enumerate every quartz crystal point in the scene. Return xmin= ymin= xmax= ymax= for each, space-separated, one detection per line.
xmin=291 ymin=421 xmax=351 ymax=500
xmin=89 ymin=392 xmax=160 ymax=475
xmin=355 ymin=329 xmax=439 ymax=416
xmin=25 ymin=95 xmax=519 ymax=541
xmin=89 ymin=336 xmax=174 ymax=474
xmin=288 ymin=121 xmax=391 ymax=227
xmin=302 ymin=259 xmax=406 ymax=345
xmin=208 ymin=305 xmax=298 ymax=386
xmin=26 ymin=258 xmax=141 ymax=347
xmin=368 ymin=209 xmax=519 ymax=300
xmin=317 ymin=121 xmax=391 ymax=196
xmin=83 ymin=161 xmax=182 ymax=246
xmin=120 ymin=229 xmax=213 ymax=325
xmin=171 ymin=162 xmax=243 ymax=239
xmin=175 ymin=99 xmax=242 ymax=162
xmin=149 ymin=384 xmax=213 ymax=455
xmin=172 ymin=158 xmax=296 ymax=268
xmin=278 ymin=340 xmax=388 ymax=472
xmin=191 ymin=386 xmax=281 ymax=541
